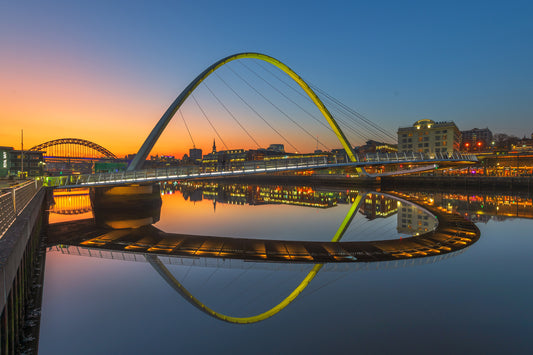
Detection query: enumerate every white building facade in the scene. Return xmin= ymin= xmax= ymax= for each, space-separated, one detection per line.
xmin=397 ymin=119 xmax=461 ymax=157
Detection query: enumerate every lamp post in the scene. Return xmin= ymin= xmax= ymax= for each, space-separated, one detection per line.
xmin=20 ymin=129 xmax=24 ymax=178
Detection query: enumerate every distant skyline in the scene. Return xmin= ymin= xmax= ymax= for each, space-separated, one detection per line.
xmin=1 ymin=0 xmax=532 ymax=157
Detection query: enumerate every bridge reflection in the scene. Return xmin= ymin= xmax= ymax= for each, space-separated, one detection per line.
xmin=49 ymin=189 xmax=92 ymax=215
xmin=47 ymin=188 xmax=479 ymax=324
xmin=48 ymin=189 xmax=479 ymax=263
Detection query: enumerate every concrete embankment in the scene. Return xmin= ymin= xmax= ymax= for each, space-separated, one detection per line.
xmin=198 ymin=173 xmax=533 ymax=196
xmin=0 ymin=187 xmax=48 ymax=354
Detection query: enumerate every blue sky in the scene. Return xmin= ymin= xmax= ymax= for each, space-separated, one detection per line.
xmin=1 ymin=0 xmax=532 ymax=153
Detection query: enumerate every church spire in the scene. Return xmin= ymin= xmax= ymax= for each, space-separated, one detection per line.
xmin=212 ymin=139 xmax=217 ymax=154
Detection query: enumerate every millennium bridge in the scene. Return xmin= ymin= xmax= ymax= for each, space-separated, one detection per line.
xmin=1 ymin=52 xmax=480 ymax=350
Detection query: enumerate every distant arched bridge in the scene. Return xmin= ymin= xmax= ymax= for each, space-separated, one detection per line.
xmin=29 ymin=138 xmax=116 ymax=159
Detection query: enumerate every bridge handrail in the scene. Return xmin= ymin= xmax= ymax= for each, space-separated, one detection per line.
xmin=0 ymin=180 xmax=42 ymax=239
xmin=42 ymin=152 xmax=478 ymax=188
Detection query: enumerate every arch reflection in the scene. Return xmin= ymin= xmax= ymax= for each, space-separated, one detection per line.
xmin=145 ymin=192 xmax=479 ymax=323
xmin=48 ymin=188 xmax=480 ymax=324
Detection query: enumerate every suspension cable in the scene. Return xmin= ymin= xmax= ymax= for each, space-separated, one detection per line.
xmin=203 ymin=82 xmax=261 ymax=148
xmin=240 ymin=61 xmax=334 ymax=134
xmin=230 ymin=63 xmax=329 ymax=151
xmin=191 ymin=94 xmax=229 ymax=150
xmin=214 ymin=72 xmax=300 ymax=153
xmin=253 ymin=61 xmax=374 ymax=145
xmin=179 ymin=110 xmax=196 ymax=148
xmin=311 ymin=85 xmax=397 ymax=141
xmin=256 ymin=61 xmax=396 ymax=142
xmin=253 ymin=61 xmax=377 ymax=144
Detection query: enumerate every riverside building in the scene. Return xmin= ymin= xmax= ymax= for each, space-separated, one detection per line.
xmin=397 ymin=119 xmax=461 ymax=157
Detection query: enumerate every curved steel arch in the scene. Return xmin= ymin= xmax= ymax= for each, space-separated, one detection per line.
xmin=147 ymin=193 xmax=366 ymax=324
xmin=128 ymin=52 xmax=358 ymax=171
xmin=29 ymin=138 xmax=117 ymax=158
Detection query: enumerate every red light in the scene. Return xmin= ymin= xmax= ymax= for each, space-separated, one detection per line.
xmin=465 ymin=143 xmax=470 ymax=147
xmin=477 ymin=142 xmax=482 ymax=146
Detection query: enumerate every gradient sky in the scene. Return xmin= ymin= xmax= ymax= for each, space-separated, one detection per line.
xmin=1 ymin=0 xmax=532 ymax=157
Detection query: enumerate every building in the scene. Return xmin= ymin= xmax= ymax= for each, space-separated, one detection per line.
xmin=189 ymin=148 xmax=203 ymax=162
xmin=355 ymin=140 xmax=398 ymax=155
xmin=461 ymin=127 xmax=493 ymax=151
xmin=397 ymin=119 xmax=461 ymax=157
xmin=0 ymin=146 xmax=44 ymax=177
xmin=267 ymin=144 xmax=285 ymax=153
xmin=359 ymin=193 xmax=398 ymax=220
xmin=397 ymin=203 xmax=437 ymax=235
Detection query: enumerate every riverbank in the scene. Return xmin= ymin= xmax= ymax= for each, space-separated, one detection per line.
xmin=198 ymin=173 xmax=533 ymax=194
xmin=381 ymin=175 xmax=533 ymax=194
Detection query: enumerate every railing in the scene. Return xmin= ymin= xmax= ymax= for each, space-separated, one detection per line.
xmin=43 ymin=152 xmax=479 ymax=188
xmin=0 ymin=180 xmax=43 ymax=239
xmin=359 ymin=151 xmax=478 ymax=163
xmin=44 ymin=155 xmax=333 ymax=188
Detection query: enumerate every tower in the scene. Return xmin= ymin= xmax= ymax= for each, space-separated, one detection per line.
xmin=212 ymin=139 xmax=217 ymax=154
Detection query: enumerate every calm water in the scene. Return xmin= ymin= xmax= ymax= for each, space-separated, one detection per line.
xmin=39 ymin=183 xmax=533 ymax=354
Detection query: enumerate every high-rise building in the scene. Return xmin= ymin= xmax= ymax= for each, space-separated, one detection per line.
xmin=397 ymin=119 xmax=461 ymax=157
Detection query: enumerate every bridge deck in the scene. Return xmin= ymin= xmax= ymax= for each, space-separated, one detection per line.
xmin=43 ymin=152 xmax=477 ymax=189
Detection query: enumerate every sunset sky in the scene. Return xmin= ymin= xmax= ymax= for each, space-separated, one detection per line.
xmin=1 ymin=0 xmax=532 ymax=158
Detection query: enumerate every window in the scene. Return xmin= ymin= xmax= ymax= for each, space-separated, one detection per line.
xmin=443 ymin=134 xmax=447 ymax=139
xmin=423 ymin=137 xmax=429 ymax=141
xmin=418 ymin=143 xmax=423 ymax=147
xmin=419 ymin=137 xmax=423 ymax=142
xmin=408 ymin=138 xmax=412 ymax=142
xmin=402 ymin=139 xmax=407 ymax=143
xmin=402 ymin=134 xmax=407 ymax=137
xmin=435 ymin=136 xmax=440 ymax=140
xmin=424 ymin=143 xmax=429 ymax=147
xmin=435 ymin=142 xmax=441 ymax=146
xmin=443 ymin=141 xmax=447 ymax=146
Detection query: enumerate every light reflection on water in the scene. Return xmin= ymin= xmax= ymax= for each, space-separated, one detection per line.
xmin=40 ymin=183 xmax=533 ymax=354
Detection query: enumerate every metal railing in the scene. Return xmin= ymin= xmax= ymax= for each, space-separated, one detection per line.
xmin=0 ymin=180 xmax=42 ymax=239
xmin=43 ymin=152 xmax=479 ymax=188
xmin=44 ymin=156 xmax=333 ymax=188
xmin=359 ymin=151 xmax=478 ymax=163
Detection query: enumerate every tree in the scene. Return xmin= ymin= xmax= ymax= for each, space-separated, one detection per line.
xmin=493 ymin=133 xmax=519 ymax=150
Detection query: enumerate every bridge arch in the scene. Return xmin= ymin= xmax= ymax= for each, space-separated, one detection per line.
xmin=128 ymin=52 xmax=357 ymax=171
xmin=29 ymin=138 xmax=117 ymax=159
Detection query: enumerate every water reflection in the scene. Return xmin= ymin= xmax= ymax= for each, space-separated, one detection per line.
xmin=45 ymin=182 xmax=483 ymax=324
xmin=48 ymin=185 xmax=479 ymax=263
xmin=41 ymin=182 xmax=533 ymax=353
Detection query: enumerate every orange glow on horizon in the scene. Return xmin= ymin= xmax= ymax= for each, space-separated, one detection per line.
xmin=1 ymin=51 xmax=349 ymax=158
